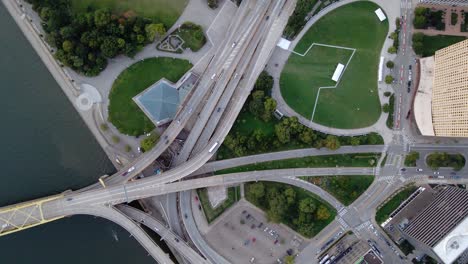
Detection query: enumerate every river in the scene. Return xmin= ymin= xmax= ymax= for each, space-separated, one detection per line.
xmin=0 ymin=3 xmax=156 ymax=263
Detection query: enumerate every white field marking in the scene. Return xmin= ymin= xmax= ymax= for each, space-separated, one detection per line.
xmin=288 ymin=43 xmax=356 ymax=122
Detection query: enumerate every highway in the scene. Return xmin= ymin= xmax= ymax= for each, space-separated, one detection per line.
xmin=194 ymin=145 xmax=384 ymax=175
xmin=116 ymin=205 xmax=210 ymax=264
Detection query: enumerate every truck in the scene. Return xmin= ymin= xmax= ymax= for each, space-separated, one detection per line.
xmin=208 ymin=142 xmax=219 ymax=153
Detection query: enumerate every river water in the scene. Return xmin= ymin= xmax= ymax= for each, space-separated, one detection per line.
xmin=0 ymin=3 xmax=156 ymax=263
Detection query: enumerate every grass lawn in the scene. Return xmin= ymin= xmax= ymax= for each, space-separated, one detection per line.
xmin=197 ymin=186 xmax=241 ymax=224
xmin=71 ymin=0 xmax=187 ymax=28
xmin=421 ymin=35 xmax=467 ymax=57
xmin=375 ymin=185 xmax=417 ymax=224
xmin=108 ymin=57 xmax=192 ymax=136
xmin=280 ymin=1 xmax=388 ymax=129
xmin=303 ymin=175 xmax=374 ymax=206
xmin=215 ymin=153 xmax=380 ymax=174
xmin=245 ymin=182 xmax=336 ymax=238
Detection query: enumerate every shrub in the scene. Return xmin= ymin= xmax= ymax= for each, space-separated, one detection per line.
xmin=207 ymin=0 xmax=218 ymax=9
xmin=384 ymin=91 xmax=392 ymax=97
xmin=388 ymin=46 xmax=397 ymax=54
xmin=111 ymin=135 xmax=120 ymax=143
xmin=140 ymin=132 xmax=160 ymax=152
xmin=100 ymin=123 xmax=109 ymax=131
xmin=385 ymin=75 xmax=394 ymax=84
xmin=451 ymin=12 xmax=458 ymax=25
xmin=386 ymin=60 xmax=394 ymax=69
xmin=382 ymin=103 xmax=390 ymax=113
xmin=125 ymin=145 xmax=131 ymax=152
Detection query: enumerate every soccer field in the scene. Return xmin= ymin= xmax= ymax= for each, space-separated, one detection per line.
xmin=280 ymin=1 xmax=389 ymax=129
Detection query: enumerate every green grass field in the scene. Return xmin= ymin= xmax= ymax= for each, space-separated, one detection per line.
xmin=375 ymin=185 xmax=417 ymax=224
xmin=421 ymin=35 xmax=467 ymax=57
xmin=71 ymin=0 xmax=188 ymax=28
xmin=197 ymin=187 xmax=241 ymax=223
xmin=280 ymin=1 xmax=388 ymax=128
xmin=215 ymin=153 xmax=380 ymax=174
xmin=108 ymin=57 xmax=192 ymax=136
xmin=303 ymin=175 xmax=374 ymax=205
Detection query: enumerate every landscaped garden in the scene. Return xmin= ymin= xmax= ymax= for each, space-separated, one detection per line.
xmin=177 ymin=22 xmax=206 ymax=51
xmin=108 ymin=57 xmax=192 ymax=136
xmin=412 ymin=33 xmax=466 ymax=57
xmin=303 ymin=175 xmax=374 ymax=206
xmin=197 ymin=186 xmax=241 ymax=223
xmin=245 ymin=182 xmax=336 ymax=238
xmin=426 ymin=152 xmax=466 ymax=171
xmin=215 ymin=153 xmax=380 ymax=175
xmin=404 ymin=151 xmax=419 ymax=167
xmin=375 ymin=185 xmax=417 ymax=224
xmin=71 ymin=0 xmax=188 ymax=28
xmin=280 ymin=1 xmax=388 ymax=129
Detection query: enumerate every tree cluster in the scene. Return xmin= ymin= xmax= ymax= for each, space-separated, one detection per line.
xmin=412 ymin=32 xmax=425 ymax=56
xmin=413 ymin=7 xmax=445 ymax=30
xmin=283 ymin=0 xmax=316 ymax=39
xmin=27 ymin=0 xmax=166 ymax=76
xmin=426 ymin=152 xmax=466 ymax=171
xmin=247 ymin=182 xmax=332 ymax=238
xmin=140 ymin=132 xmax=160 ymax=152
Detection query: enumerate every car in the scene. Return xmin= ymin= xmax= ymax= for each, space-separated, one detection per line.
xmin=174 ymin=238 xmax=179 ymax=242
xmin=246 ymin=214 xmax=251 ymax=219
xmin=244 ymin=239 xmax=250 ymax=246
xmin=409 ymin=65 xmax=412 ymax=70
xmin=434 ymin=171 xmax=440 ymax=175
xmin=407 ymin=87 xmax=410 ymax=93
xmin=231 ymin=42 xmax=237 ymax=48
xmin=258 ymin=222 xmax=263 ymax=228
xmin=163 ymin=135 xmax=168 ymax=140
xmin=188 ymin=108 xmax=193 ymax=114
xmin=198 ymin=205 xmax=202 ymax=211
xmin=417 ymin=168 xmax=423 ymax=172
xmin=401 ymin=168 xmax=406 ymax=171
xmin=274 ymin=240 xmax=279 ymax=244
xmin=122 ymin=171 xmax=129 ymax=176
xmin=195 ymin=196 xmax=199 ymax=202
xmin=287 ymin=249 xmax=293 ymax=255
xmin=242 ymin=210 xmax=246 ymax=214
xmin=66 ymin=197 xmax=73 ymax=201
xmin=217 ymin=107 xmax=221 ymax=113
xmin=165 ymin=140 xmax=169 ymax=145
xmin=211 ymin=74 xmax=216 ymax=80
xmin=184 ymin=214 xmax=188 ymax=219
xmin=264 ymin=227 xmax=269 ymax=232
xmin=451 ymin=171 xmax=457 ymax=175
xmin=408 ymin=81 xmax=412 ymax=87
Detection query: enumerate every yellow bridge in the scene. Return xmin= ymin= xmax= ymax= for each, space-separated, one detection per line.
xmin=0 ymin=195 xmax=64 ymax=236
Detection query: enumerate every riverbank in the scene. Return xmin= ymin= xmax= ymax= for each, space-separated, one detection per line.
xmin=1 ymin=0 xmax=124 ymax=168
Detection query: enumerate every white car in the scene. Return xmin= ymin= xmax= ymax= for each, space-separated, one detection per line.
xmin=231 ymin=42 xmax=237 ymax=48
xmin=128 ymin=166 xmax=135 ymax=173
xmin=417 ymin=168 xmax=423 ymax=172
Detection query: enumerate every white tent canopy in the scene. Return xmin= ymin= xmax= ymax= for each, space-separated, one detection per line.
xmin=332 ymin=63 xmax=345 ymax=82
xmin=375 ymin=8 xmax=387 ymax=21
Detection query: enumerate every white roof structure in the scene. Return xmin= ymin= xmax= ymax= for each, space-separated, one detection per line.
xmin=433 ymin=216 xmax=468 ymax=264
xmin=332 ymin=63 xmax=345 ymax=82
xmin=378 ymin=57 xmax=384 ymax=82
xmin=277 ymin=38 xmax=291 ymax=50
xmin=414 ymin=57 xmax=435 ymax=136
xmin=374 ymin=8 xmax=387 ymax=21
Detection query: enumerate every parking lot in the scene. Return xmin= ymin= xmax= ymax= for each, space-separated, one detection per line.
xmin=205 ymin=201 xmax=303 ymax=263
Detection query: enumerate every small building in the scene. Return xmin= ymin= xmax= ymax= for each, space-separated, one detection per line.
xmin=277 ymin=38 xmax=292 ymax=50
xmin=133 ymin=72 xmax=199 ymax=125
xmin=374 ymin=8 xmax=387 ymax=22
xmin=332 ymin=63 xmax=345 ymax=82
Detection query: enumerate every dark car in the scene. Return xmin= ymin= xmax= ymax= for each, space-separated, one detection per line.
xmin=258 ymin=222 xmax=263 ymax=228
xmin=409 ymin=65 xmax=412 ymax=70
xmin=408 ymin=81 xmax=411 ymax=87
xmin=401 ymin=168 xmax=406 ymax=171
xmin=122 ymin=171 xmax=129 ymax=177
xmin=198 ymin=204 xmax=202 ymax=211
xmin=184 ymin=213 xmax=188 ymax=219
xmin=287 ymin=249 xmax=293 ymax=255
xmin=174 ymin=238 xmax=179 ymax=242
xmin=407 ymin=87 xmax=410 ymax=93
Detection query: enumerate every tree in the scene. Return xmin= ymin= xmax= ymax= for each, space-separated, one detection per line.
xmin=267 ymin=194 xmax=287 ymax=222
xmin=385 ymin=75 xmax=394 ymax=84
xmin=275 ymin=121 xmax=291 ymax=144
xmin=350 ymin=137 xmax=360 ymax=146
xmin=284 ymin=187 xmax=296 ymax=205
xmin=254 ymin=71 xmax=274 ymax=92
xmin=207 ymin=0 xmax=219 ymax=9
xmin=299 ymin=198 xmax=316 ymax=213
xmin=413 ymin=15 xmax=427 ymax=29
xmin=384 ymin=91 xmax=392 ymax=97
xmin=324 ymin=135 xmax=340 ymax=150
xmin=388 ymin=46 xmax=397 ymax=54
xmin=140 ymin=133 xmax=160 ymax=152
xmin=94 ymin=9 xmax=111 ymax=28
xmin=366 ymin=132 xmax=381 ymax=145
xmin=145 ymin=23 xmax=166 ymax=42
xmin=413 ymin=41 xmax=424 ymax=56
xmin=382 ymin=103 xmax=390 ymax=113
xmin=249 ymin=90 xmax=265 ymax=117
xmin=299 ymin=128 xmax=316 ymax=145
xmin=404 ymin=151 xmax=420 ymax=166
xmin=316 ymin=205 xmax=331 ymax=220
xmin=262 ymin=97 xmax=277 ymax=122
xmin=386 ymin=60 xmax=394 ymax=69
xmin=100 ymin=37 xmax=119 ymax=58
xmin=248 ymin=182 xmax=265 ymax=203
xmin=412 ymin=32 xmax=424 ymax=43
xmin=62 ymin=40 xmax=74 ymax=53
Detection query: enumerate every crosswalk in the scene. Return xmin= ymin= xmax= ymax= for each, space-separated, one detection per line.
xmin=338 ymin=207 xmax=348 ymax=217
xmin=338 ymin=217 xmax=349 ymax=229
